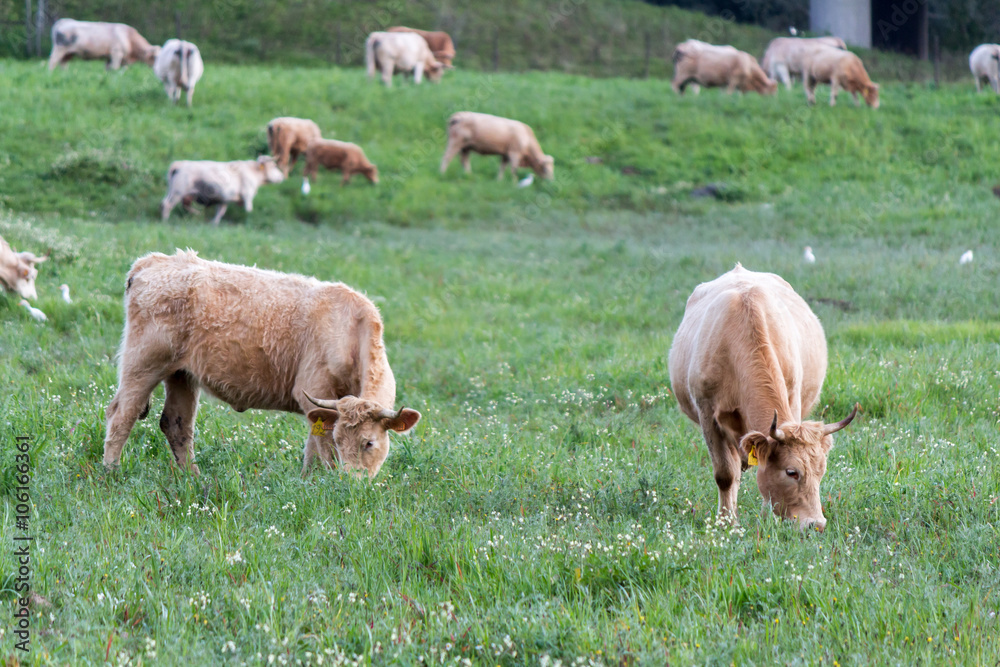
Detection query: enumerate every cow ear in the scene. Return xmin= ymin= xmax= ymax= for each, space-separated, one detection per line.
xmin=385 ymin=408 xmax=421 ymax=434
xmin=739 ymin=432 xmax=770 ymax=467
xmin=307 ymin=408 xmax=339 ymax=434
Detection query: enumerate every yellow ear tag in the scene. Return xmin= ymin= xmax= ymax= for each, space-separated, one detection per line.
xmin=311 ymin=419 xmax=326 ymax=436
xmin=747 ymin=445 xmax=759 ymax=467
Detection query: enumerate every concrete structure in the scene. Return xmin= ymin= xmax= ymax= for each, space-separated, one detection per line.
xmin=810 ymin=0 xmax=928 ymax=59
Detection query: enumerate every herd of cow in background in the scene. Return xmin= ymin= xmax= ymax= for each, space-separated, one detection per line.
xmin=2 ymin=16 xmax=997 ymax=529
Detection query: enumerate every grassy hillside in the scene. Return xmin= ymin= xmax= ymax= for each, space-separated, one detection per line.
xmin=3 ymin=0 xmax=969 ymax=80
xmin=1 ymin=60 xmax=999 ymax=664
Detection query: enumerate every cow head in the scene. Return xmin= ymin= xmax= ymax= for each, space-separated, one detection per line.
xmin=257 ymin=156 xmax=286 ymax=184
xmin=363 ymin=165 xmax=380 ymax=184
xmin=143 ymin=45 xmax=161 ymax=67
xmin=739 ymin=405 xmax=858 ymax=531
xmin=305 ymin=393 xmax=421 ymax=478
xmin=537 ymin=155 xmax=555 ymax=180
xmin=863 ymin=83 xmax=880 ymax=109
xmin=1 ymin=251 xmax=47 ymax=301
xmin=426 ymin=59 xmax=445 ymax=82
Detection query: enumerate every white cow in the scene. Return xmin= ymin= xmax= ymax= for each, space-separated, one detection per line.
xmin=365 ymin=31 xmax=444 ymax=87
xmin=970 ymin=44 xmax=1000 ymax=93
xmin=154 ymin=39 xmax=204 ymax=106
xmin=160 ymin=156 xmax=285 ymax=224
xmin=48 ymin=19 xmax=159 ymax=71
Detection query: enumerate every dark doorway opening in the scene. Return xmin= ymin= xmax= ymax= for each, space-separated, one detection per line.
xmin=872 ymin=0 xmax=928 ymax=58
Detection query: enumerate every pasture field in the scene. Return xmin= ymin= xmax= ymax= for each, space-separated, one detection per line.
xmin=1 ymin=60 xmax=999 ymax=665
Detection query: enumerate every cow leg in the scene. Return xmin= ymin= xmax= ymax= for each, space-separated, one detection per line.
xmin=161 ymin=193 xmax=182 ymax=221
xmin=341 ymin=171 xmax=351 ymax=186
xmin=381 ymin=62 xmax=394 ymax=87
xmin=210 ymin=203 xmax=228 ymax=225
xmin=700 ymin=406 xmax=741 ymax=523
xmin=47 ymin=47 xmax=64 ymax=71
xmin=497 ymin=156 xmax=509 ymax=180
xmin=103 ymin=367 xmax=165 ymax=468
xmin=414 ymin=62 xmax=424 ymax=85
xmin=508 ymin=154 xmax=522 ymax=182
xmin=439 ymin=140 xmax=461 ymax=174
xmin=460 ymin=148 xmax=472 ymax=174
xmin=775 ymin=64 xmax=791 ymax=91
xmin=159 ymin=371 xmax=201 ymax=475
xmin=829 ymin=79 xmax=840 ymax=107
xmin=108 ymin=48 xmax=124 ymax=70
xmin=804 ymin=77 xmax=817 ymax=105
xmin=186 ymin=87 xmax=195 ymax=107
xmin=301 ymin=433 xmax=337 ymax=476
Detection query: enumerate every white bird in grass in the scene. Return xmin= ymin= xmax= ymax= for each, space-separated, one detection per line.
xmin=19 ymin=300 xmax=47 ymax=322
xmin=301 ymin=179 xmax=311 ymax=195
xmin=518 ymin=173 xmax=534 ymax=188
xmin=59 ymin=283 xmax=72 ymax=303
xmin=803 ymin=246 xmax=816 ymax=263
xmin=960 ymin=250 xmax=974 ymax=265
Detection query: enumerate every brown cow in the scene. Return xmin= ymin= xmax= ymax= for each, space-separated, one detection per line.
xmin=668 ymin=264 xmax=857 ymax=530
xmin=102 ymin=250 xmax=420 ymax=478
xmin=48 ymin=19 xmax=159 ymax=71
xmin=0 ymin=235 xmax=47 ymax=301
xmin=301 ymin=140 xmax=379 ymax=194
xmin=761 ymin=36 xmax=846 ymax=90
xmin=387 ymin=26 xmax=456 ymax=67
xmin=440 ymin=112 xmax=554 ymax=182
xmin=804 ymin=48 xmax=880 ymax=108
xmin=672 ymin=39 xmax=777 ymax=95
xmin=267 ymin=117 xmax=323 ymax=176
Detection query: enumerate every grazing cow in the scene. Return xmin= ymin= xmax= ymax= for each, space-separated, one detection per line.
xmin=969 ymin=44 xmax=1000 ymax=93
xmin=672 ymin=39 xmax=777 ymax=95
xmin=761 ymin=36 xmax=846 ymax=90
xmin=0 ymin=236 xmax=47 ymax=301
xmin=365 ymin=31 xmax=444 ymax=87
xmin=102 ymin=250 xmax=421 ymax=478
xmin=804 ymin=48 xmax=879 ymax=108
xmin=160 ymin=156 xmax=285 ymax=224
xmin=153 ymin=39 xmax=204 ymax=106
xmin=301 ymin=140 xmax=378 ymax=194
xmin=440 ymin=112 xmax=554 ymax=182
xmin=48 ymin=19 xmax=159 ymax=71
xmin=387 ymin=26 xmax=456 ymax=67
xmin=267 ymin=117 xmax=323 ymax=177
xmin=668 ymin=264 xmax=858 ymax=530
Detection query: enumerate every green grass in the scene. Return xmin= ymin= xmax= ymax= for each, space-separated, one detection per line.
xmin=1 ymin=59 xmax=999 ymax=665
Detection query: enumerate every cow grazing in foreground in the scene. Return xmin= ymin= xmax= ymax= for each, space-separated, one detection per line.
xmin=102 ymin=250 xmax=421 ymax=478
xmin=672 ymin=39 xmax=777 ymax=95
xmin=969 ymin=44 xmax=1000 ymax=93
xmin=440 ymin=112 xmax=554 ymax=182
xmin=668 ymin=264 xmax=858 ymax=531
xmin=365 ymin=31 xmax=444 ymax=86
xmin=387 ymin=26 xmax=456 ymax=67
xmin=761 ymin=36 xmax=846 ymax=90
xmin=0 ymin=236 xmax=47 ymax=301
xmin=160 ymin=156 xmax=285 ymax=224
xmin=301 ymin=140 xmax=379 ymax=194
xmin=804 ymin=48 xmax=879 ymax=108
xmin=267 ymin=117 xmax=323 ymax=177
xmin=153 ymin=39 xmax=204 ymax=106
xmin=48 ymin=19 xmax=159 ymax=71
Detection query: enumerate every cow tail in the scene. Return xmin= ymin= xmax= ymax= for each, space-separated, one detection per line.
xmin=179 ymin=44 xmax=189 ymax=88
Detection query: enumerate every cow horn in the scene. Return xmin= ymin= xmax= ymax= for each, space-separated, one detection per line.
xmin=380 ymin=406 xmax=403 ymax=421
xmin=303 ymin=392 xmax=339 ymax=410
xmin=823 ymin=403 xmax=859 ymax=435
xmin=769 ymin=411 xmax=785 ymax=441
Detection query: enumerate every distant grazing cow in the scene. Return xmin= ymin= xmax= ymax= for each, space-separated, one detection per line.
xmin=301 ymin=140 xmax=379 ymax=194
xmin=48 ymin=19 xmax=159 ymax=71
xmin=102 ymin=250 xmax=421 ymax=478
xmin=387 ymin=26 xmax=456 ymax=67
xmin=153 ymin=39 xmax=204 ymax=106
xmin=668 ymin=264 xmax=858 ymax=530
xmin=761 ymin=36 xmax=846 ymax=90
xmin=365 ymin=31 xmax=444 ymax=86
xmin=267 ymin=117 xmax=323 ymax=177
xmin=672 ymin=39 xmax=776 ymax=95
xmin=803 ymin=48 xmax=879 ymax=108
xmin=440 ymin=112 xmax=554 ymax=182
xmin=0 ymin=236 xmax=46 ymax=301
xmin=969 ymin=44 xmax=1000 ymax=93
xmin=160 ymin=156 xmax=285 ymax=224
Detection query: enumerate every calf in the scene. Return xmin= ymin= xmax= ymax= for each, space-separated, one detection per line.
xmin=267 ymin=117 xmax=323 ymax=176
xmin=669 ymin=264 xmax=857 ymax=530
xmin=387 ymin=26 xmax=456 ymax=67
xmin=154 ymin=39 xmax=204 ymax=106
xmin=103 ymin=250 xmax=421 ymax=478
xmin=160 ymin=156 xmax=285 ymax=224
xmin=761 ymin=36 xmax=846 ymax=90
xmin=302 ymin=140 xmax=379 ymax=194
xmin=365 ymin=31 xmax=444 ymax=86
xmin=440 ymin=112 xmax=554 ymax=182
xmin=48 ymin=19 xmax=159 ymax=71
xmin=672 ymin=39 xmax=777 ymax=95
xmin=804 ymin=48 xmax=879 ymax=108
xmin=0 ymin=236 xmax=47 ymax=301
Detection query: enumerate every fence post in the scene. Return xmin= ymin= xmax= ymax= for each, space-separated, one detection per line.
xmin=932 ymin=33 xmax=940 ymax=86
xmin=25 ymin=0 xmax=33 ymax=56
xmin=35 ymin=0 xmax=45 ymax=57
xmin=335 ymin=21 xmax=342 ymax=65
